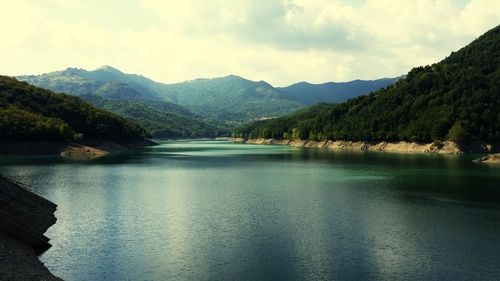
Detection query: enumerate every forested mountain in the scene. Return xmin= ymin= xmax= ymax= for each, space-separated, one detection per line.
xmin=19 ymin=67 xmax=395 ymax=125
xmin=157 ymin=75 xmax=304 ymax=121
xmin=81 ymin=94 xmax=223 ymax=138
xmin=279 ymin=78 xmax=399 ymax=105
xmin=18 ymin=67 xmax=223 ymax=137
xmin=236 ymin=25 xmax=500 ymax=144
xmin=0 ymin=76 xmax=149 ymax=142
xmin=18 ymin=66 xmax=160 ymax=100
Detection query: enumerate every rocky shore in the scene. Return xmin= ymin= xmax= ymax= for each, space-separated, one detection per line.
xmin=0 ymin=176 xmax=61 ymax=280
xmin=243 ymin=138 xmax=499 ymax=154
xmin=0 ymin=139 xmax=156 ymax=160
xmin=474 ymin=153 xmax=500 ymax=164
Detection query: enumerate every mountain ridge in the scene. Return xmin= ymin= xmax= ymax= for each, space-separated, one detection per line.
xmin=18 ymin=66 xmax=398 ymax=125
xmin=236 ymin=24 xmax=500 ymax=144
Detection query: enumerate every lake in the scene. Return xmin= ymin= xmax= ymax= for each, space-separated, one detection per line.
xmin=1 ymin=140 xmax=500 ymax=281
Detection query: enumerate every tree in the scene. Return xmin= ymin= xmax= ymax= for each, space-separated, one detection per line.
xmin=59 ymin=123 xmax=74 ymax=140
xmin=283 ymin=131 xmax=289 ymax=140
xmin=292 ymin=128 xmax=301 ymax=140
xmin=447 ymin=122 xmax=468 ymax=144
xmin=308 ymin=131 xmax=317 ymax=141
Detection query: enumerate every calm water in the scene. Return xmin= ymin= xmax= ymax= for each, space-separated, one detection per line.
xmin=1 ymin=140 xmax=500 ymax=281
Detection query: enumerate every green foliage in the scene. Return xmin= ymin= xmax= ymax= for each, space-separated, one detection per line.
xmin=447 ymin=122 xmax=468 ymax=144
xmin=235 ymin=25 xmax=500 ymax=143
xmin=156 ymin=75 xmax=305 ymax=122
xmin=18 ymin=66 xmax=396 ymax=131
xmin=0 ymin=76 xmax=149 ymax=142
xmin=0 ymin=106 xmax=66 ymax=141
xmin=291 ymin=128 xmax=301 ymax=140
xmin=308 ymin=131 xmax=317 ymax=141
xmin=18 ymin=68 xmax=296 ymax=124
xmin=18 ymin=67 xmax=233 ymax=135
xmin=59 ymin=123 xmax=74 ymax=140
xmin=80 ymin=94 xmax=227 ymax=138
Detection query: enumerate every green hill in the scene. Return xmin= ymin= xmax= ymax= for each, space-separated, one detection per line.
xmin=157 ymin=75 xmax=305 ymax=122
xmin=0 ymin=76 xmax=149 ymax=142
xmin=19 ymin=67 xmax=395 ymax=126
xmin=81 ymin=94 xmax=224 ymax=138
xmin=18 ymin=66 xmax=161 ymax=100
xmin=18 ymin=67 xmax=225 ymax=137
xmin=236 ymin=25 xmax=500 ymax=144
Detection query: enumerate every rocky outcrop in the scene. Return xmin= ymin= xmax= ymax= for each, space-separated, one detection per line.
xmin=474 ymin=153 xmax=500 ymax=164
xmin=0 ymin=176 xmax=61 ymax=280
xmin=244 ymin=138 xmax=499 ymax=154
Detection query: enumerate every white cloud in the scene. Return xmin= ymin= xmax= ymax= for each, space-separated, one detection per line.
xmin=0 ymin=0 xmax=499 ymax=86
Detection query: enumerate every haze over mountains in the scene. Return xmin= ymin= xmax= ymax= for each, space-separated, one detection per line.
xmin=18 ymin=67 xmax=396 ymax=137
xmin=279 ymin=78 xmax=399 ymax=105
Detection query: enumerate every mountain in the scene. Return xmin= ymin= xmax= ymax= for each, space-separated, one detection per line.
xmin=0 ymin=76 xmax=148 ymax=142
xmin=21 ymin=68 xmax=307 ymax=122
xmin=19 ymin=67 xmax=396 ymax=126
xmin=236 ymin=25 xmax=500 ymax=144
xmin=81 ymin=94 xmax=223 ymax=138
xmin=156 ymin=75 xmax=305 ymax=122
xmin=18 ymin=67 xmax=223 ymax=138
xmin=18 ymin=66 xmax=161 ymax=100
xmin=279 ymin=78 xmax=399 ymax=105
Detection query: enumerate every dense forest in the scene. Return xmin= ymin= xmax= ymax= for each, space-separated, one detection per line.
xmin=157 ymin=75 xmax=306 ymax=122
xmin=18 ymin=67 xmax=233 ymax=135
xmin=0 ymin=76 xmax=149 ymax=142
xmin=81 ymin=94 xmax=225 ymax=138
xmin=236 ymin=25 xmax=500 ymax=144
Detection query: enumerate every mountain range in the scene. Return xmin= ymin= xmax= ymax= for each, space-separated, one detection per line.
xmin=18 ymin=67 xmax=396 ymax=137
xmin=279 ymin=78 xmax=399 ymax=105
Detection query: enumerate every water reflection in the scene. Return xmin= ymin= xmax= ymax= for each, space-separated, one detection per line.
xmin=0 ymin=140 xmax=499 ymax=280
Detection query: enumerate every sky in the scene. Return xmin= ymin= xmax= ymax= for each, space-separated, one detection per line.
xmin=0 ymin=0 xmax=499 ymax=86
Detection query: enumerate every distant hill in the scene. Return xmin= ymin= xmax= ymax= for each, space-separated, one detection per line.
xmin=0 ymin=76 xmax=148 ymax=142
xmin=81 ymin=94 xmax=223 ymax=138
xmin=18 ymin=66 xmax=160 ymax=101
xmin=19 ymin=67 xmax=395 ymax=126
xmin=237 ymin=25 xmax=500 ymax=144
xmin=18 ymin=67 xmax=223 ymax=137
xmin=156 ymin=75 xmax=305 ymax=122
xmin=279 ymin=78 xmax=399 ymax=105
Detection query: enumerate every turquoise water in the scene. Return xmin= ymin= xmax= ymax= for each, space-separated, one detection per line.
xmin=1 ymin=140 xmax=500 ymax=280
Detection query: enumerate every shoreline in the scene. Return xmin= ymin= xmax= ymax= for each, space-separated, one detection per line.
xmin=0 ymin=176 xmax=61 ymax=280
xmin=473 ymin=153 xmax=500 ymax=164
xmin=238 ymin=138 xmax=499 ymax=154
xmin=0 ymin=139 xmax=157 ymax=160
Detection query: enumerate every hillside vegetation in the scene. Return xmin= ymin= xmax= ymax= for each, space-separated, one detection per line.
xmin=236 ymin=25 xmax=500 ymax=144
xmin=19 ymin=67 xmax=223 ymax=137
xmin=18 ymin=67 xmax=396 ymax=127
xmin=157 ymin=75 xmax=304 ymax=121
xmin=81 ymin=94 xmax=223 ymax=138
xmin=0 ymin=76 xmax=148 ymax=142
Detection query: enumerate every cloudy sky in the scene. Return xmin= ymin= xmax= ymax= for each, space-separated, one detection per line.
xmin=0 ymin=0 xmax=499 ymax=86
